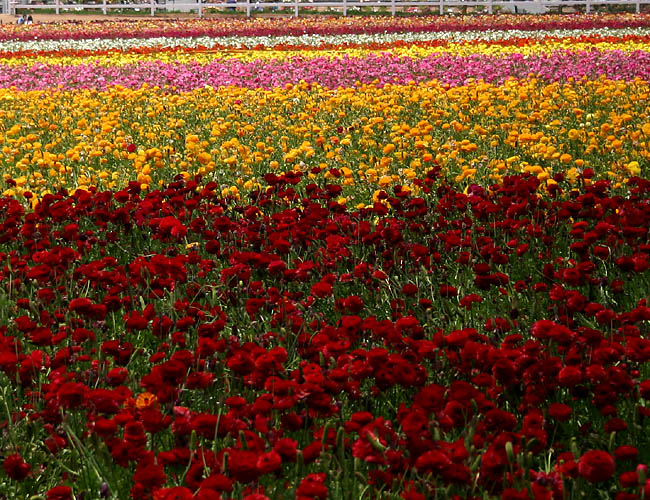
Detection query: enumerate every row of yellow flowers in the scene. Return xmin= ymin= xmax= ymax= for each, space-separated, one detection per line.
xmin=2 ymin=78 xmax=648 ymax=207
xmin=4 ymin=38 xmax=650 ymax=66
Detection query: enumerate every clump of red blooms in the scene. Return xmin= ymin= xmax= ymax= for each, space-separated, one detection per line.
xmin=1 ymin=168 xmax=649 ymax=499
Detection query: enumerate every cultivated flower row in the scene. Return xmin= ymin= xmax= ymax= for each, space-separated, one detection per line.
xmin=1 ymin=79 xmax=648 ymax=203
xmin=3 ymin=34 xmax=650 ymax=70
xmin=1 ymin=170 xmax=650 ymax=499
xmin=3 ymin=26 xmax=650 ymax=52
xmin=1 ymin=13 xmax=649 ymax=42
xmin=3 ymin=50 xmax=650 ymax=91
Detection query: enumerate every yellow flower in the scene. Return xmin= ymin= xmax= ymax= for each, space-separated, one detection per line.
xmin=378 ymin=175 xmax=393 ymax=188
xmin=626 ymin=161 xmax=640 ymax=176
xmin=642 ymin=123 xmax=650 ymax=137
xmin=197 ymin=152 xmax=212 ymax=165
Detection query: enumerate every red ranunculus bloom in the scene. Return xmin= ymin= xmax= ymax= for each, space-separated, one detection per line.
xmin=228 ymin=449 xmax=260 ymax=484
xmin=297 ymin=473 xmax=328 ymax=499
xmin=311 ymin=281 xmax=333 ymax=298
xmin=548 ymin=403 xmax=572 ymax=422
xmin=133 ymin=459 xmax=166 ymax=490
xmin=153 ymin=487 xmax=194 ymax=500
xmin=256 ymin=450 xmax=282 ymax=475
xmin=614 ymin=446 xmax=638 ymax=462
xmin=46 ymin=486 xmax=73 ymax=500
xmin=3 ymin=453 xmax=31 ymax=480
xmin=578 ymin=450 xmax=615 ymax=483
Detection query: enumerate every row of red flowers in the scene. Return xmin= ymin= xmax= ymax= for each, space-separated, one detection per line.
xmin=2 ymin=14 xmax=650 ymax=42
xmin=1 ymin=168 xmax=649 ymax=499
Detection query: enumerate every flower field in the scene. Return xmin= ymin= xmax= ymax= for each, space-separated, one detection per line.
xmin=1 ymin=12 xmax=650 ymax=500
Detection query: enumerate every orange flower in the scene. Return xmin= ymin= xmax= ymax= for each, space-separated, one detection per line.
xmin=135 ymin=392 xmax=158 ymax=410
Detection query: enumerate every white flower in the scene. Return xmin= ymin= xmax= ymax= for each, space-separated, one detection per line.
xmin=1 ymin=26 xmax=649 ymax=53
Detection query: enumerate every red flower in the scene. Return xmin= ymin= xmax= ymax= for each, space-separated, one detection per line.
xmin=558 ymin=452 xmax=578 ymax=479
xmin=226 ymin=352 xmax=254 ymax=376
xmin=614 ymin=446 xmax=638 ymax=462
xmin=400 ymin=482 xmax=426 ymax=500
xmin=256 ymin=450 xmax=282 ymax=475
xmin=593 ymin=245 xmax=610 ymax=260
xmin=200 ymin=473 xmax=233 ymax=493
xmin=124 ymin=420 xmax=148 ymax=448
xmin=45 ymin=434 xmax=67 ymax=454
xmin=3 ymin=453 xmax=31 ymax=480
xmin=69 ymin=297 xmax=93 ymax=314
xmin=459 ymin=293 xmax=482 ymax=310
xmin=153 ymin=487 xmax=194 ymax=500
xmin=492 ymin=358 xmax=517 ymax=386
xmin=273 ymin=438 xmax=298 ymax=462
xmin=58 ymin=382 xmax=88 ymax=409
xmin=604 ymin=418 xmax=627 ymax=433
xmin=311 ymin=282 xmax=333 ymax=298
xmin=297 ymin=473 xmax=328 ymax=499
xmin=619 ymin=471 xmax=639 ymax=488
xmin=267 ymin=260 xmax=286 ymax=275
xmin=501 ymin=488 xmax=529 ymax=500
xmin=133 ymin=459 xmax=166 ymax=490
xmin=480 ymin=445 xmax=507 ymax=482
xmin=243 ymin=494 xmax=270 ymax=500
xmin=46 ymin=486 xmax=73 ymax=500
xmin=94 ymin=418 xmax=118 ymax=437
xmin=228 ymin=449 xmax=260 ymax=484
xmin=156 ymin=216 xmax=187 ymax=239
xmin=125 ymin=311 xmax=149 ymax=331
xmin=558 ymin=366 xmax=582 ymax=387
xmin=439 ymin=284 xmax=458 ymax=297
xmin=106 ymin=367 xmax=129 ymax=386
xmin=639 ymin=380 xmax=650 ymax=399
xmin=578 ymin=450 xmax=615 ymax=483
xmin=548 ymin=403 xmax=572 ymax=422
xmin=414 ymin=450 xmax=452 ymax=475
xmin=342 ymin=295 xmax=364 ymax=313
